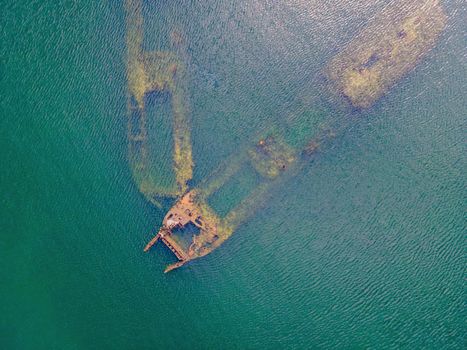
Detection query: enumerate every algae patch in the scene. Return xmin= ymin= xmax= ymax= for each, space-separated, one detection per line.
xmin=327 ymin=0 xmax=446 ymax=108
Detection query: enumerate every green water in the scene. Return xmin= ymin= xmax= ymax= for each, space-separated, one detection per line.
xmin=1 ymin=1 xmax=465 ymax=349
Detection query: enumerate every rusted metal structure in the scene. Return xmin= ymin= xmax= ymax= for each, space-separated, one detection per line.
xmin=144 ymin=126 xmax=337 ymax=272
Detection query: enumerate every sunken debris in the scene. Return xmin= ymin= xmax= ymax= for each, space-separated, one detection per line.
xmin=125 ymin=0 xmax=193 ymax=205
xmin=144 ymin=132 xmax=319 ymax=272
xmin=327 ymin=0 xmax=446 ymax=108
xmin=137 ymin=0 xmax=447 ymax=272
xmin=249 ymin=136 xmax=296 ymax=178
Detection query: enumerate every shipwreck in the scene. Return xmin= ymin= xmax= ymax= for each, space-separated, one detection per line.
xmin=125 ymin=0 xmax=447 ymax=272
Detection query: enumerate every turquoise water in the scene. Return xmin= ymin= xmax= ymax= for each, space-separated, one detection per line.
xmin=1 ymin=1 xmax=465 ymax=349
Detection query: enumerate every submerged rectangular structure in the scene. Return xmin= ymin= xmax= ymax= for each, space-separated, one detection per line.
xmin=125 ymin=0 xmax=193 ymax=205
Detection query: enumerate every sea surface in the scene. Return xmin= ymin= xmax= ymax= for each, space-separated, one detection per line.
xmin=1 ymin=1 xmax=465 ymax=349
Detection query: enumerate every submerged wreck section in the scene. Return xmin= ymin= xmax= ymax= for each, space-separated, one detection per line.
xmin=144 ymin=190 xmax=221 ymax=272
xmin=249 ymin=136 xmax=296 ymax=179
xmin=144 ymin=127 xmax=338 ymax=272
xmin=139 ymin=0 xmax=447 ymax=272
xmin=125 ymin=0 xmax=193 ymax=204
xmin=327 ymin=0 xmax=446 ymax=108
xmin=144 ymin=133 xmax=297 ymax=272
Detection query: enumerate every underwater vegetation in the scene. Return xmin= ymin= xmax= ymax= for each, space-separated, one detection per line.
xmin=327 ymin=0 xmax=446 ymax=109
xmin=126 ymin=0 xmax=193 ymax=206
